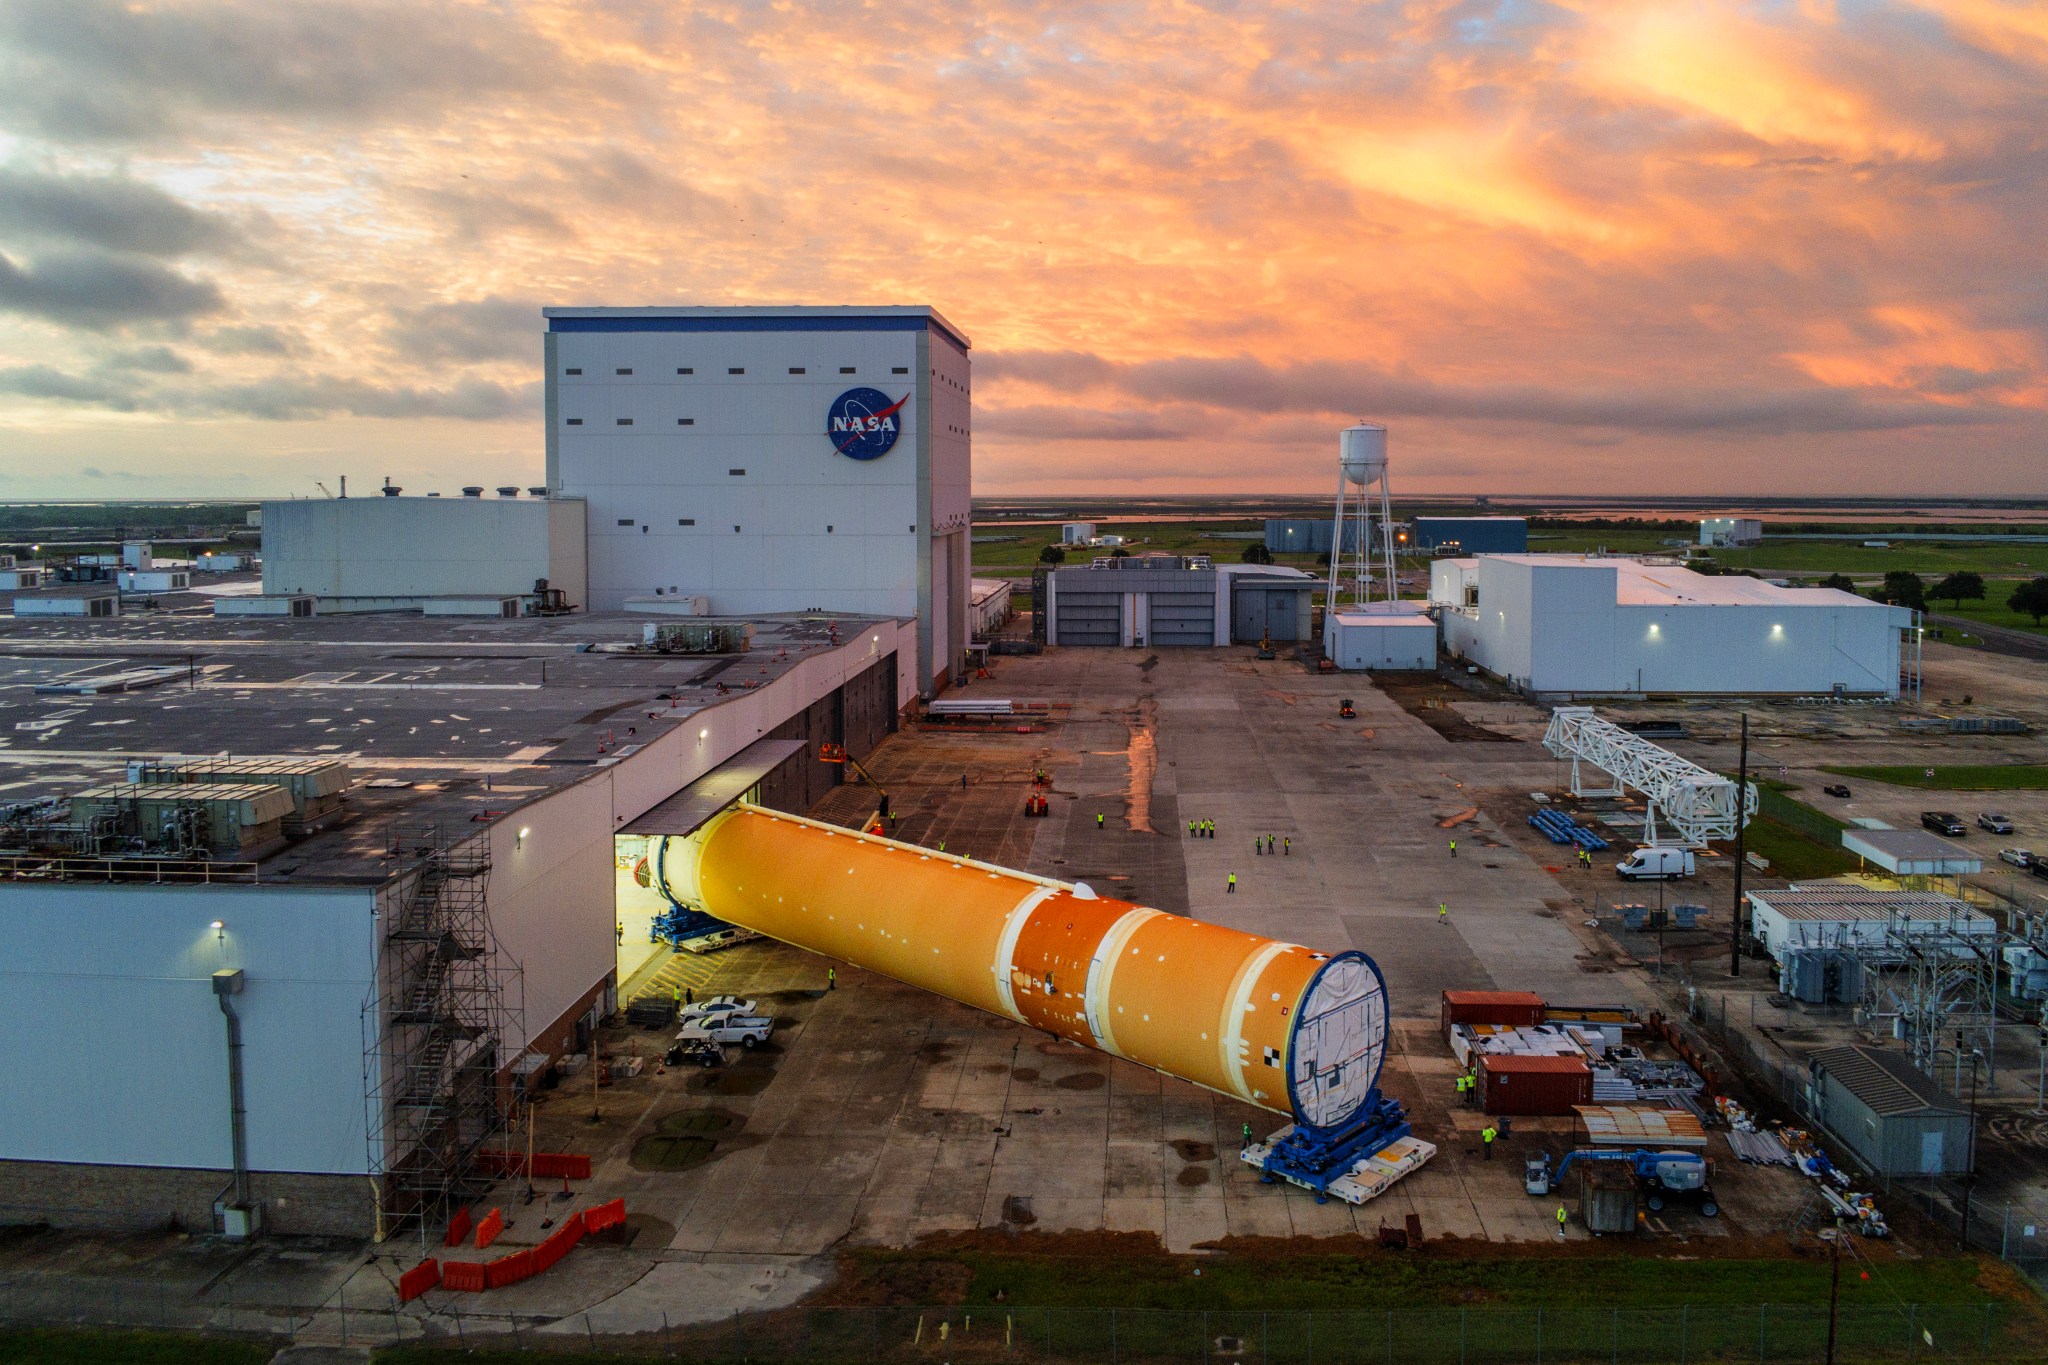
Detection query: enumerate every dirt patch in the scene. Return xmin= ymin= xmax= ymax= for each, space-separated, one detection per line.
xmin=918 ymin=1042 xmax=956 ymax=1064
xmin=631 ymin=1108 xmax=740 ymax=1170
xmin=825 ymin=1256 xmax=977 ymax=1306
xmin=1012 ymin=1067 xmax=1041 ymax=1082
xmin=1055 ymin=1072 xmax=1106 ymax=1091
xmin=692 ymin=1069 xmax=773 ymax=1096
xmin=1169 ymin=1140 xmax=1217 ymax=1161
xmin=1175 ymin=1166 xmax=1211 ymax=1187
xmin=1374 ymin=675 xmax=1519 ymax=742
xmin=1125 ymin=696 xmax=1158 ymax=833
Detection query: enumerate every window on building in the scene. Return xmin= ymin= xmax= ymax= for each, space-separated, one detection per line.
xmin=678 ymin=518 xmax=695 ymax=526
xmin=892 ymin=366 xmax=909 ymax=374
xmin=789 ymin=367 xmax=805 ymax=374
xmin=827 ymin=525 xmax=835 ymax=533
xmin=566 ymin=418 xmax=583 ymax=425
xmin=678 ymin=418 xmax=694 ymax=425
xmin=839 ymin=366 xmax=855 ymax=374
xmin=728 ymin=367 xmax=745 ymax=374
xmin=616 ymin=418 xmax=633 ymax=425
xmin=618 ymin=518 xmax=635 ymax=526
xmin=734 ymin=525 xmax=742 ymax=533
xmin=565 ymin=367 xmax=582 ymax=375
xmin=677 ymin=367 xmax=693 ymax=375
xmin=616 ymin=367 xmax=632 ymax=375
xmin=729 ymin=468 xmax=746 ymax=476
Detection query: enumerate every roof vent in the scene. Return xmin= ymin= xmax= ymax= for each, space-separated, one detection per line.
xmin=497 ymin=486 xmax=521 ymax=497
xmin=381 ymin=478 xmax=402 ymax=497
xmin=461 ymin=486 xmax=484 ymax=498
xmin=528 ymin=486 xmax=550 ymax=498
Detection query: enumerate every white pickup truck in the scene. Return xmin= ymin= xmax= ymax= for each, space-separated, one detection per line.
xmin=676 ymin=1015 xmax=773 ymax=1048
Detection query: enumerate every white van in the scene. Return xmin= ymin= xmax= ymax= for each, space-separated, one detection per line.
xmin=1616 ymin=847 xmax=1695 ymax=881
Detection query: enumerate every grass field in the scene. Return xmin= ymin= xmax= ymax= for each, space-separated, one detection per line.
xmin=1818 ymin=765 xmax=2048 ymax=791
xmin=1927 ymin=599 xmax=2048 ymax=637
xmin=0 ymin=1327 xmax=268 ymax=1364
xmin=827 ymin=1244 xmax=2012 ymax=1311
xmin=1729 ymin=816 xmax=1859 ymax=880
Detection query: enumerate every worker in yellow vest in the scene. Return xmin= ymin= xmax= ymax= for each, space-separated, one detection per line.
xmin=1481 ymin=1124 xmax=1498 ymax=1160
xmin=1556 ymin=1204 xmax=1568 ymax=1237
xmin=1227 ymin=872 xmax=1237 ymax=894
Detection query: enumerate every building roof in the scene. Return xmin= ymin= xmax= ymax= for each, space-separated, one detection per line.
xmin=539 ymin=304 xmax=970 ymax=351
xmin=1841 ymin=828 xmax=1985 ymax=875
xmin=0 ymin=607 xmax=895 ymax=884
xmin=1479 ymin=1053 xmax=1591 ymax=1074
xmin=1748 ymin=887 xmax=1991 ymax=928
xmin=1469 ymin=554 xmax=1906 ymax=614
xmin=1809 ymin=1045 xmax=1969 ymax=1118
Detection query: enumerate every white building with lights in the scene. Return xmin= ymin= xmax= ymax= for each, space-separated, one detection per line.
xmin=1431 ymin=555 xmax=1916 ymax=698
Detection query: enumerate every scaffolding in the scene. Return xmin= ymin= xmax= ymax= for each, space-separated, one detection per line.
xmin=361 ymin=826 xmax=521 ymax=1241
xmin=1856 ymin=905 xmax=2002 ymax=1093
xmin=1542 ymin=706 xmax=1756 ymax=847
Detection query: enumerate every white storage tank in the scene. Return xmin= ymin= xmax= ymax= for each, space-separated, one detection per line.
xmin=1339 ymin=424 xmax=1388 ymax=487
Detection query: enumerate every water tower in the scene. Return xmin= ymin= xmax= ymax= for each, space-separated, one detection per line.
xmin=1326 ymin=422 xmax=1397 ymax=612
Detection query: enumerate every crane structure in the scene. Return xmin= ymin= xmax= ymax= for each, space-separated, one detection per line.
xmin=1542 ymin=706 xmax=1756 ymax=848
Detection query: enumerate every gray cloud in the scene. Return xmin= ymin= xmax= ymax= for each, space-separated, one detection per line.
xmin=383 ymin=296 xmax=539 ymax=363
xmin=196 ymin=324 xmax=302 ymax=357
xmin=0 ymin=0 xmax=551 ymax=141
xmin=94 ymin=345 xmax=191 ymax=375
xmin=189 ymin=375 xmax=541 ymax=422
xmin=0 ymin=168 xmax=247 ymax=256
xmin=0 ymin=248 xmax=224 ymax=328
xmin=981 ymin=351 xmax=1999 ymax=436
xmin=977 ymin=404 xmax=1192 ymax=442
xmin=0 ymin=363 xmax=138 ymax=407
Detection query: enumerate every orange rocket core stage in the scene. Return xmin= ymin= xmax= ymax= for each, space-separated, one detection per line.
xmin=654 ymin=803 xmax=1346 ymax=1115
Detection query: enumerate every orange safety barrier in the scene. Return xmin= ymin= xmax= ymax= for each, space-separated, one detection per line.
xmin=584 ymin=1198 xmax=628 ymax=1234
xmin=486 ymin=1248 xmax=536 ymax=1289
xmin=397 ymin=1259 xmax=441 ymax=1302
xmin=428 ymin=1204 xmax=622 ymax=1293
xmin=474 ymin=1207 xmax=504 ymax=1250
xmin=475 ymin=1150 xmax=593 ymax=1180
xmin=444 ymin=1207 xmax=473 ymax=1247
xmin=440 ymin=1260 xmax=488 ymax=1292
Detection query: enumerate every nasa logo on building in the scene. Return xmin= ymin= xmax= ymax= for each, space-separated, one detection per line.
xmin=826 ymin=387 xmax=909 ymax=461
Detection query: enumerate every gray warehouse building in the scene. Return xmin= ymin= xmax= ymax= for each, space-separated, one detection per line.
xmin=1412 ymin=517 xmax=1527 ymax=555
xmin=1806 ymin=1045 xmax=1974 ymax=1177
xmin=1042 ymin=559 xmax=1316 ymax=647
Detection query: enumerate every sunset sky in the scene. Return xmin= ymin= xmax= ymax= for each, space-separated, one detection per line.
xmin=0 ymin=0 xmax=2043 ymax=499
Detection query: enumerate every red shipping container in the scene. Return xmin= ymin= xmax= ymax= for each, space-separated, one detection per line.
xmin=1478 ymin=1054 xmax=1592 ymax=1116
xmin=1442 ymin=990 xmax=1546 ymax=1037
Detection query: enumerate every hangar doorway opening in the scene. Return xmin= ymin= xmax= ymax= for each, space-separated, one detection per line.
xmin=609 ymin=644 xmax=899 ymax=999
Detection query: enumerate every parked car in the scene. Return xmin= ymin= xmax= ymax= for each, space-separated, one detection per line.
xmin=1822 ymin=784 xmax=1852 ymax=799
xmin=1999 ymin=848 xmax=2035 ymax=869
xmin=2034 ymin=858 xmax=2048 ymax=882
xmin=1978 ymin=812 xmax=2015 ymax=835
xmin=1616 ymin=846 xmax=1696 ymax=881
xmin=676 ymin=1015 xmax=773 ymax=1048
xmin=1921 ymin=811 xmax=1967 ymax=837
xmin=679 ymin=995 xmax=757 ymax=1024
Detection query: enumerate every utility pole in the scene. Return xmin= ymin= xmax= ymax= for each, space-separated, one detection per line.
xmin=1729 ymin=712 xmax=1750 ymax=978
xmin=1823 ymin=1219 xmax=1844 ymax=1365
xmin=1960 ymin=1038 xmax=1981 ymax=1250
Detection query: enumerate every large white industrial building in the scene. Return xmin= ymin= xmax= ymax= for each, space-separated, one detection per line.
xmin=1432 ymin=555 xmax=1915 ymax=698
xmin=544 ymin=306 xmax=972 ymax=693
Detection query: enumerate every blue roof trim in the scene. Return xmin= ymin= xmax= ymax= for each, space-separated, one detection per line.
xmin=547 ymin=313 xmax=969 ymax=353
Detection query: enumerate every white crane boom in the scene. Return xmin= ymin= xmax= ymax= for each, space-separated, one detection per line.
xmin=1542 ymin=706 xmax=1756 ymax=848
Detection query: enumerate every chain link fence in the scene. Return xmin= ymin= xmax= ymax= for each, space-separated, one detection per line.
xmin=0 ymin=1283 xmax=2036 ymax=1362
